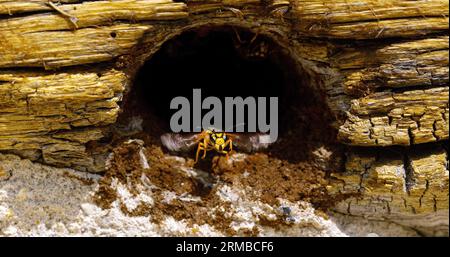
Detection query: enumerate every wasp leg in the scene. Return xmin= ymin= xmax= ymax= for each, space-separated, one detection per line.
xmin=222 ymin=139 xmax=232 ymax=151
xmin=223 ymin=139 xmax=233 ymax=160
xmin=195 ymin=143 xmax=205 ymax=164
xmin=202 ymin=137 xmax=212 ymax=159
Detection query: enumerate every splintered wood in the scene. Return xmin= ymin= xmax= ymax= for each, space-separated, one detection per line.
xmin=0 ymin=0 xmax=448 ymax=220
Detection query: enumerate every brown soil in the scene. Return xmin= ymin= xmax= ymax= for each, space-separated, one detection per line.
xmin=212 ymin=153 xmax=332 ymax=208
xmin=93 ymin=136 xmax=353 ymax=235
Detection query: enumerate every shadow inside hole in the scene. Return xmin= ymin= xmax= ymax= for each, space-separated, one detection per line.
xmin=120 ymin=26 xmax=337 ymax=164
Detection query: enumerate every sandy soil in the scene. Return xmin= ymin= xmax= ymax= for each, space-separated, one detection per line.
xmin=0 ymin=149 xmax=419 ymax=237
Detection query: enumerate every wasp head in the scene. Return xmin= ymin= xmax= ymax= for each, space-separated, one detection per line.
xmin=211 ymin=132 xmax=228 ymax=152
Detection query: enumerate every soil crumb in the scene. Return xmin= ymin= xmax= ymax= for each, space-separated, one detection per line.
xmin=93 ymin=138 xmax=354 ymax=236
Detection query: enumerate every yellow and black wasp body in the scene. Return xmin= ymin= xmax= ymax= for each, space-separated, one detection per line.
xmin=161 ymin=129 xmax=272 ymax=163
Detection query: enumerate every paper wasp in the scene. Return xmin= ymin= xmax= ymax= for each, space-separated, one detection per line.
xmin=161 ymin=128 xmax=273 ymax=163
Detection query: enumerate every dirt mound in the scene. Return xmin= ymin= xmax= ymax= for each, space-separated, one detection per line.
xmin=93 ymin=138 xmax=353 ymax=236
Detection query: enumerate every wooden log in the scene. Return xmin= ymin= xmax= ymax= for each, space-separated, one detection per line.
xmin=0 ymin=24 xmax=152 ymax=68
xmin=293 ymin=0 xmax=448 ymax=23
xmin=342 ymin=58 xmax=448 ymax=95
xmin=292 ymin=0 xmax=449 ymax=39
xmin=0 ymin=68 xmax=124 ymax=171
xmin=296 ymin=17 xmax=448 ymax=39
xmin=338 ymin=87 xmax=449 ymax=146
xmin=0 ymin=0 xmax=84 ymax=15
xmin=0 ymin=126 xmax=108 ymax=172
xmin=349 ymin=87 xmax=448 ymax=116
xmin=333 ymin=37 xmax=449 ymax=93
xmin=332 ymin=36 xmax=449 ymax=70
xmin=185 ymin=0 xmax=260 ymax=14
xmin=0 ymin=128 xmax=104 ymax=151
xmin=0 ymin=0 xmax=187 ymax=32
xmin=41 ymin=142 xmax=92 ymax=169
xmin=329 ymin=145 xmax=449 ymax=229
xmin=0 ymin=68 xmax=126 ymax=136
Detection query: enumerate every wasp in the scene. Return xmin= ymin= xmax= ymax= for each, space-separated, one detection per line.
xmin=161 ymin=129 xmax=272 ymax=163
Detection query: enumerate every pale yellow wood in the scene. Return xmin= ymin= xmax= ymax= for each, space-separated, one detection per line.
xmin=292 ymin=0 xmax=449 ymax=39
xmin=0 ymin=68 xmax=126 ymax=136
xmin=0 ymin=24 xmax=152 ymax=68
xmin=329 ymin=146 xmax=449 ymax=217
xmin=0 ymin=0 xmax=187 ymax=34
xmin=292 ymin=0 xmax=449 ymax=23
xmin=338 ymin=87 xmax=449 ymax=146
xmin=0 ymin=0 xmax=83 ymax=15
xmin=333 ymin=36 xmax=449 ymax=70
xmin=295 ymin=17 xmax=449 ymax=39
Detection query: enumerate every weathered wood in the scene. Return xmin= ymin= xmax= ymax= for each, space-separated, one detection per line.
xmin=292 ymin=39 xmax=329 ymax=63
xmin=0 ymin=0 xmax=258 ymax=16
xmin=332 ymin=36 xmax=449 ymax=70
xmin=0 ymin=0 xmax=187 ymax=33
xmin=334 ymin=37 xmax=449 ymax=93
xmin=0 ymin=0 xmax=84 ymax=15
xmin=0 ymin=68 xmax=125 ymax=171
xmin=338 ymin=87 xmax=449 ymax=146
xmin=296 ymin=17 xmax=448 ymax=39
xmin=342 ymin=57 xmax=448 ymax=94
xmin=0 ymin=0 xmax=447 ymax=227
xmin=293 ymin=0 xmax=448 ymax=24
xmin=0 ymin=24 xmax=152 ymax=68
xmin=292 ymin=0 xmax=449 ymax=39
xmin=185 ymin=0 xmax=261 ymax=14
xmin=329 ymin=145 xmax=449 ymax=225
xmin=0 ymin=68 xmax=126 ymax=136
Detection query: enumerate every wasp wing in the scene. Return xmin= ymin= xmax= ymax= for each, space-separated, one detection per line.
xmin=160 ymin=133 xmax=202 ymax=152
xmin=230 ymin=133 xmax=273 ymax=153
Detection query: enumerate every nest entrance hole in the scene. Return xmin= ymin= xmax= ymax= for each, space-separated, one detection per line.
xmin=118 ymin=25 xmax=337 ymax=163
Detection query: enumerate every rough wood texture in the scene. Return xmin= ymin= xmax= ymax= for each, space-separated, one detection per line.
xmin=338 ymin=87 xmax=449 ymax=146
xmin=293 ymin=0 xmax=448 ymax=23
xmin=0 ymin=68 xmax=125 ymax=132
xmin=336 ymin=36 xmax=449 ymax=92
xmin=292 ymin=0 xmax=449 ymax=39
xmin=328 ymin=145 xmax=449 ymax=235
xmin=0 ymin=68 xmax=126 ymax=171
xmin=0 ymin=0 xmax=448 ymax=227
xmin=0 ymin=0 xmax=187 ymax=33
xmin=332 ymin=36 xmax=449 ymax=70
xmin=0 ymin=0 xmax=83 ymax=15
xmin=0 ymin=24 xmax=152 ymax=68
